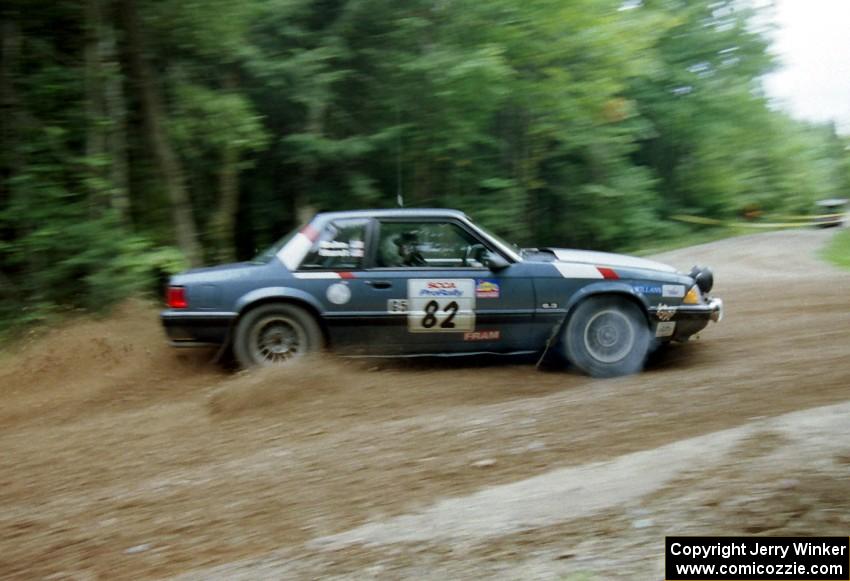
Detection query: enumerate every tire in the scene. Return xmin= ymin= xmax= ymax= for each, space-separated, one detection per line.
xmin=233 ymin=303 xmax=324 ymax=369
xmin=563 ymin=296 xmax=650 ymax=378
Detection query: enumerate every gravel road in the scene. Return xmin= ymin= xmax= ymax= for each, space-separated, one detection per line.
xmin=1 ymin=228 xmax=848 ymax=580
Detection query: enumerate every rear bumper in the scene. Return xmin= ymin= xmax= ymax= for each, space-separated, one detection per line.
xmin=160 ymin=311 xmax=236 ymax=347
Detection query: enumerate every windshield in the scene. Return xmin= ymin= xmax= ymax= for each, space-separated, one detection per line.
xmin=466 ymin=219 xmax=523 ymax=261
xmin=251 ymin=226 xmax=300 ymax=263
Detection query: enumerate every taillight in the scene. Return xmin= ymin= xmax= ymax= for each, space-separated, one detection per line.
xmin=167 ymin=286 xmax=188 ymax=309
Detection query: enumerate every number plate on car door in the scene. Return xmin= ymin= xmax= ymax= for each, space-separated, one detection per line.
xmin=407 ymin=279 xmax=475 ymax=332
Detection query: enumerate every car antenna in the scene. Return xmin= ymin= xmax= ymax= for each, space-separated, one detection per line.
xmin=396 ymin=104 xmax=404 ymax=207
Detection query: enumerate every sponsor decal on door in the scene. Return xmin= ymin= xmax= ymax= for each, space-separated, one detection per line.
xmin=475 ymin=279 xmax=500 ymax=298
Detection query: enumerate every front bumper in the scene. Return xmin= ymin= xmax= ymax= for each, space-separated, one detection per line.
xmin=650 ymin=297 xmax=723 ymax=341
xmin=683 ymin=297 xmax=723 ymax=322
xmin=160 ymin=310 xmax=236 ymax=347
xmin=708 ymin=297 xmax=723 ymax=322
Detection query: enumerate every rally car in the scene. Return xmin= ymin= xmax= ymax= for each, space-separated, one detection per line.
xmin=161 ymin=209 xmax=722 ymax=377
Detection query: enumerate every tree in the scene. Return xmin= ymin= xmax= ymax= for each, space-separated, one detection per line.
xmin=2 ymin=0 xmax=849 ymax=329
xmin=119 ymin=0 xmax=202 ymax=265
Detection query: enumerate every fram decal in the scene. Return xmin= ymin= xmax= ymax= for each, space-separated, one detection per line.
xmin=475 ymin=279 xmax=500 ymax=298
xmin=464 ymin=330 xmax=500 ymax=341
xmin=634 ymin=285 xmax=662 ymax=295
xmin=662 ymin=284 xmax=685 ymax=298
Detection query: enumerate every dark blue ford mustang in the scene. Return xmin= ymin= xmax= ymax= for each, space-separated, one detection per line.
xmin=161 ymin=209 xmax=722 ymax=377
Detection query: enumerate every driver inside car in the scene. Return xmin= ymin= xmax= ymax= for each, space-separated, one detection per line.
xmin=380 ymin=231 xmax=427 ymax=267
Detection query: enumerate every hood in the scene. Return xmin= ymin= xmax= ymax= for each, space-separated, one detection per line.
xmin=546 ymin=248 xmax=677 ymax=274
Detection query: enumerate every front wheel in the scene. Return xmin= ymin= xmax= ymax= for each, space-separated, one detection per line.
xmin=563 ymin=296 xmax=650 ymax=378
xmin=233 ymin=303 xmax=323 ymax=368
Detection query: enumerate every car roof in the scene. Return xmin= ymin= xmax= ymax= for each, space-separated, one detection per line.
xmin=314 ymin=208 xmax=468 ymax=221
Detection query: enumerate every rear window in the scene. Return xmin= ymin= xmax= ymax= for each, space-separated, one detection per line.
xmin=299 ymin=219 xmax=368 ymax=270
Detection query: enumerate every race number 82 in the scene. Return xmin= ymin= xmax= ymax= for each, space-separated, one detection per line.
xmin=407 ymin=279 xmax=475 ymax=333
xmin=421 ymin=300 xmax=458 ymax=329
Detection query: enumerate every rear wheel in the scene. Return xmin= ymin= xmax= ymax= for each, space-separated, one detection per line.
xmin=233 ymin=303 xmax=323 ymax=368
xmin=563 ymin=296 xmax=650 ymax=378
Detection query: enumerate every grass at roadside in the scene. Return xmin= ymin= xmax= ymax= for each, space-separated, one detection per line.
xmin=821 ymin=227 xmax=850 ymax=270
xmin=634 ymin=223 xmax=837 ymax=257
xmin=630 ymin=224 xmax=804 ymax=257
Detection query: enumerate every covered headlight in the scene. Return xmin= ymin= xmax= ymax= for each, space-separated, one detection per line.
xmin=688 ymin=265 xmax=714 ymax=294
xmin=683 ymin=285 xmax=702 ymax=304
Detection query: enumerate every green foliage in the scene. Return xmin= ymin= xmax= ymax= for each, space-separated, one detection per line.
xmin=170 ymin=82 xmax=269 ymax=156
xmin=0 ymin=151 xmax=185 ymax=323
xmin=2 ymin=0 xmax=849 ymax=331
xmin=821 ymin=229 xmax=850 ymax=271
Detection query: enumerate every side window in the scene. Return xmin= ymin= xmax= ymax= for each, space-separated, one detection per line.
xmin=299 ymin=219 xmax=368 ymax=270
xmin=377 ymin=221 xmax=486 ymax=268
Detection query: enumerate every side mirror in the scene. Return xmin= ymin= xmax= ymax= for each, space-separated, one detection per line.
xmin=484 ymin=251 xmax=510 ymax=271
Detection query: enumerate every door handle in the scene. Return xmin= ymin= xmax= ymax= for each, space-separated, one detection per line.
xmin=365 ymin=280 xmax=393 ymax=289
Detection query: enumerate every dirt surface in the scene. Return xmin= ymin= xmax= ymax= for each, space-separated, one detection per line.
xmin=1 ymin=229 xmax=848 ymax=580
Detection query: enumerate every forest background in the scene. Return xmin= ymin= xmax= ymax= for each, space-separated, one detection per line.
xmin=1 ymin=0 xmax=848 ymax=328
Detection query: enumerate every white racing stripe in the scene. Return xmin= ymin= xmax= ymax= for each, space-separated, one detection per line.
xmin=277 ymin=233 xmax=313 ymax=270
xmin=553 ymin=263 xmax=604 ymax=279
xmin=292 ymin=272 xmax=341 ymax=279
xmin=552 ymin=249 xmax=677 ymax=273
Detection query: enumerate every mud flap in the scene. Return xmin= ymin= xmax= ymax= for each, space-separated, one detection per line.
xmin=535 ymin=313 xmax=570 ymax=369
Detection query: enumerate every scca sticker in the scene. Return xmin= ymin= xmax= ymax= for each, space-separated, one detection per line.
xmin=407 ymin=279 xmax=475 ymax=333
xmin=416 ymin=280 xmax=468 ymax=298
xmin=475 ymin=279 xmax=500 ymax=298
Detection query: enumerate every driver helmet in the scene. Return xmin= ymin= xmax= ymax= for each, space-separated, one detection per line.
xmin=393 ymin=231 xmax=420 ymax=262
